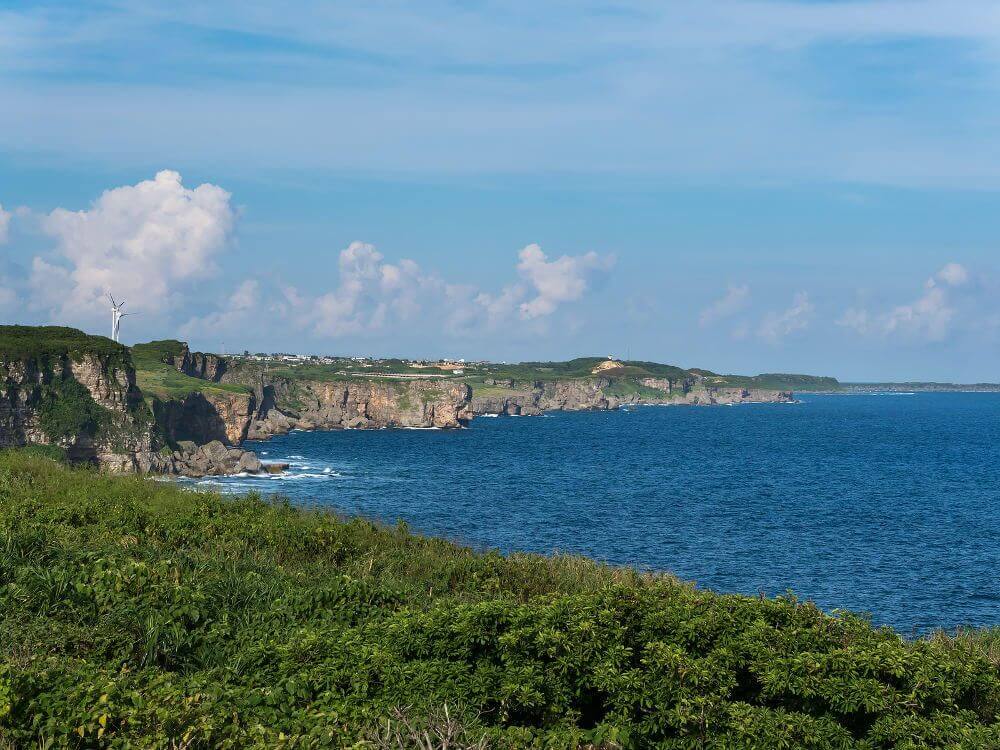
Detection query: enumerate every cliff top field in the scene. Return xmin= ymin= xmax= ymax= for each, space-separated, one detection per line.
xmin=130 ymin=340 xmax=249 ymax=400
xmin=2 ymin=449 xmax=1000 ymax=749
xmin=0 ymin=326 xmax=126 ymax=362
xmin=467 ymin=358 xmax=840 ymax=391
xmin=209 ymin=351 xmax=840 ymax=392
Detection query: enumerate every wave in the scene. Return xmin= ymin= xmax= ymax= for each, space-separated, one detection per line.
xmin=268 ymin=471 xmax=340 ymax=480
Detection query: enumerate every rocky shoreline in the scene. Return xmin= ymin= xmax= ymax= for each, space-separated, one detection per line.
xmin=0 ymin=329 xmax=798 ymax=477
xmin=470 ymin=377 xmax=794 ymax=416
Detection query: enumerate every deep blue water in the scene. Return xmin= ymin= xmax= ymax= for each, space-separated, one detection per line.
xmin=193 ymin=393 xmax=1000 ymax=633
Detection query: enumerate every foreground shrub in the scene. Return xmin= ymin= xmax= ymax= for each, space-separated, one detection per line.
xmin=0 ymin=450 xmax=998 ymax=748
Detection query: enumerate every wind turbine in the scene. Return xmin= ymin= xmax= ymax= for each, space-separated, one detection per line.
xmin=108 ymin=294 xmax=128 ymax=343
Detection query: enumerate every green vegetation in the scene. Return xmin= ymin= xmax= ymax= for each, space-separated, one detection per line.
xmin=37 ymin=376 xmax=113 ymax=443
xmin=132 ymin=341 xmax=248 ymax=400
xmin=701 ymin=373 xmax=842 ymax=392
xmin=0 ymin=326 xmax=126 ymax=363
xmin=2 ymin=452 xmax=998 ymax=749
xmin=468 ymin=358 xmax=839 ymax=391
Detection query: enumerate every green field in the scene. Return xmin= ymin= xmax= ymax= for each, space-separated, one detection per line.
xmin=0 ymin=326 xmax=126 ymax=363
xmin=466 ymin=358 xmax=839 ymax=392
xmin=1 ymin=451 xmax=996 ymax=748
xmin=131 ymin=341 xmax=249 ymax=400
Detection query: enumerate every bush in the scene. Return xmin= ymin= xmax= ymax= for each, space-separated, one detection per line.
xmin=0 ymin=452 xmax=997 ymax=748
xmin=37 ymin=376 xmax=112 ymax=442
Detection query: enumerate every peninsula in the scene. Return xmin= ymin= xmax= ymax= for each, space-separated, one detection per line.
xmin=0 ymin=325 xmax=836 ymax=475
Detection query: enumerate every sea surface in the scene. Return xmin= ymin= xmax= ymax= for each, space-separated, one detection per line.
xmin=192 ymin=393 xmax=1000 ymax=634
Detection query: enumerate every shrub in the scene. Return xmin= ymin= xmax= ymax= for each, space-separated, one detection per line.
xmin=0 ymin=451 xmax=997 ymax=748
xmin=37 ymin=376 xmax=112 ymax=442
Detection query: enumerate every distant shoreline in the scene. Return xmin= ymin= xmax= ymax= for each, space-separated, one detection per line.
xmin=837 ymin=383 xmax=1000 ymax=393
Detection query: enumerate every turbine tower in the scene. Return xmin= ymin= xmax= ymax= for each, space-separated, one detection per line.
xmin=108 ymin=294 xmax=127 ymax=343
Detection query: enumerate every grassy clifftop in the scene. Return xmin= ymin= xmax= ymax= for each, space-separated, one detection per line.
xmin=470 ymin=358 xmax=839 ymax=391
xmin=131 ymin=340 xmax=248 ymax=400
xmin=1 ymin=451 xmax=996 ymax=748
xmin=0 ymin=325 xmax=126 ymax=362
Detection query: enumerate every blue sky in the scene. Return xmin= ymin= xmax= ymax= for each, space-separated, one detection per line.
xmin=2 ymin=1 xmax=1000 ymax=380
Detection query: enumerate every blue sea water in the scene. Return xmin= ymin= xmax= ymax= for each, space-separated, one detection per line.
xmin=194 ymin=393 xmax=1000 ymax=634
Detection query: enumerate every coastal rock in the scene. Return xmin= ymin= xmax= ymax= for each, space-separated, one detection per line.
xmin=470 ymin=375 xmax=793 ymax=416
xmin=162 ymin=439 xmax=265 ymax=477
xmin=166 ymin=343 xmax=228 ymax=382
xmin=225 ymin=373 xmax=473 ymax=440
xmin=153 ymin=390 xmax=257 ymax=446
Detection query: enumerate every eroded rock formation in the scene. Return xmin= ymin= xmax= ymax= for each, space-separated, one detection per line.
xmin=471 ymin=376 xmax=793 ymax=415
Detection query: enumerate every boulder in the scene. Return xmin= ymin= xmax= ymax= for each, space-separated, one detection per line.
xmin=237 ymin=452 xmax=263 ymax=474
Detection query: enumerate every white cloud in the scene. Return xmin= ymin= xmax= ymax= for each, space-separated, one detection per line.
xmin=0 ymin=204 xmax=10 ymax=244
xmin=516 ymin=244 xmax=614 ymax=320
xmin=883 ymin=286 xmax=953 ymax=341
xmin=758 ymin=291 xmax=813 ymax=343
xmin=839 ymin=263 xmax=970 ymax=342
xmin=699 ymin=284 xmax=750 ymax=327
xmin=180 ymin=279 xmax=259 ymax=339
xmin=836 ymin=307 xmax=872 ymax=335
xmin=31 ymin=170 xmax=235 ymax=322
xmin=274 ymin=241 xmax=614 ymax=340
xmin=932 ymin=262 xmax=969 ymax=288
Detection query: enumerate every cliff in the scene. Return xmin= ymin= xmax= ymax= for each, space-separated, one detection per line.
xmin=0 ymin=326 xmax=161 ymax=472
xmin=470 ymin=374 xmax=793 ymax=415
xmin=219 ymin=368 xmax=473 ymax=439
xmin=0 ymin=327 xmax=265 ymax=476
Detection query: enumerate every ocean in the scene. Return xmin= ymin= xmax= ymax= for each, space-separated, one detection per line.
xmin=190 ymin=392 xmax=1000 ymax=634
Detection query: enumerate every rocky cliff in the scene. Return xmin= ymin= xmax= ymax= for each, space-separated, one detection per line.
xmin=152 ymin=389 xmax=257 ymax=446
xmin=0 ymin=327 xmax=266 ymax=476
xmin=168 ymin=343 xmax=227 ymax=382
xmin=471 ymin=375 xmax=793 ymax=415
xmin=0 ymin=329 xmax=162 ymax=472
xmin=227 ymin=375 xmax=473 ymax=440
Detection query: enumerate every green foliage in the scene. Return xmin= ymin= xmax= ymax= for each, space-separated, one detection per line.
xmin=13 ymin=444 xmax=67 ymax=463
xmin=1 ymin=452 xmax=997 ymax=749
xmin=130 ymin=340 xmax=189 ymax=368
xmin=470 ymin=358 xmax=839 ymax=391
xmin=0 ymin=325 xmax=126 ymax=362
xmin=38 ymin=377 xmax=112 ymax=442
xmin=132 ymin=340 xmax=248 ymax=400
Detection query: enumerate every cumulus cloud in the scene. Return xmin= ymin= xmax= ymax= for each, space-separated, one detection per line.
xmin=0 ymin=204 xmax=10 ymax=244
xmin=699 ymin=284 xmax=750 ymax=327
xmin=838 ymin=263 xmax=970 ymax=342
xmin=758 ymin=291 xmax=813 ymax=343
xmin=180 ymin=279 xmax=259 ymax=340
xmin=31 ymin=170 xmax=235 ymax=321
xmin=935 ymin=262 xmax=969 ymax=288
xmin=516 ymin=244 xmax=614 ymax=320
xmin=275 ymin=241 xmax=614 ymax=340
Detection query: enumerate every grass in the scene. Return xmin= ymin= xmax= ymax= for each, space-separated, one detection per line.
xmin=2 ymin=450 xmax=999 ymax=748
xmin=132 ymin=341 xmax=249 ymax=400
xmin=0 ymin=325 xmax=126 ymax=362
xmin=468 ymin=358 xmax=839 ymax=392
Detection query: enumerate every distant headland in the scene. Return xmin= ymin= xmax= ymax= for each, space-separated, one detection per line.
xmin=0 ymin=324 xmax=840 ymax=476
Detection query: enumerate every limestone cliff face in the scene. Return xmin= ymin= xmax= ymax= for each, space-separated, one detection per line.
xmin=244 ymin=379 xmax=473 ymax=440
xmin=153 ymin=390 xmax=257 ymax=446
xmin=0 ymin=350 xmax=160 ymax=472
xmin=471 ymin=376 xmax=793 ymax=415
xmin=167 ymin=344 xmax=227 ymax=382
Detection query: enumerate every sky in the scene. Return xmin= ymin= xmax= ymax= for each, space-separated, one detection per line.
xmin=2 ymin=1 xmax=1000 ymax=381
